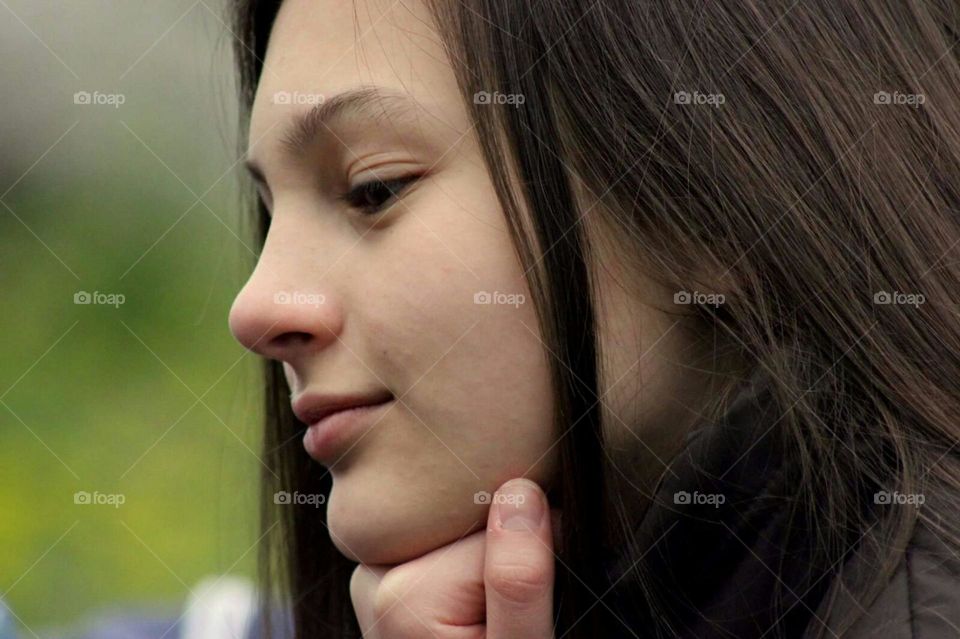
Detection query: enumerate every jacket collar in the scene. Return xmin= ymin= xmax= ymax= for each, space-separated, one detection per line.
xmin=602 ymin=370 xmax=835 ymax=638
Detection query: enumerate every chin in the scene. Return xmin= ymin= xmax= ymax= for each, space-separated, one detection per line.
xmin=325 ymin=481 xmax=487 ymax=565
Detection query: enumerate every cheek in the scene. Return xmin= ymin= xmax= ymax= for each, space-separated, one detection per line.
xmin=373 ymin=185 xmax=553 ymax=454
xmin=365 ymin=225 xmax=555 ymax=466
xmin=328 ymin=274 xmax=557 ymax=564
xmin=324 ymin=175 xmax=559 ymax=564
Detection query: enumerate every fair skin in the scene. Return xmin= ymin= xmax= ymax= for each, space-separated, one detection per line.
xmin=229 ymin=0 xmax=724 ymax=634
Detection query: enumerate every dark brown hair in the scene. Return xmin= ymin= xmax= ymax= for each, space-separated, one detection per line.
xmin=232 ymin=1 xmax=960 ymax=637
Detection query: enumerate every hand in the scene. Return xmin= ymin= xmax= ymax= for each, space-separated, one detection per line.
xmin=350 ymin=478 xmax=558 ymax=638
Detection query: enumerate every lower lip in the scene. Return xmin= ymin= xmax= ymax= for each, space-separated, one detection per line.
xmin=302 ymin=400 xmax=394 ymax=462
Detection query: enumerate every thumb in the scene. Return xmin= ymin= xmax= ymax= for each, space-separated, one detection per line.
xmin=484 ymin=478 xmax=556 ymax=639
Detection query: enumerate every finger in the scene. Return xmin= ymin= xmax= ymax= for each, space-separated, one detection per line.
xmin=350 ymin=564 xmax=389 ymax=639
xmin=484 ymin=478 xmax=556 ymax=639
xmin=350 ymin=532 xmax=488 ymax=639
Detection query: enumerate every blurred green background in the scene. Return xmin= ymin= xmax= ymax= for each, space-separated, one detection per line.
xmin=0 ymin=0 xmax=263 ymax=633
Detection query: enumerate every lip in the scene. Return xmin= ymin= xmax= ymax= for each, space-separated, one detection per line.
xmin=293 ymin=391 xmax=394 ymax=462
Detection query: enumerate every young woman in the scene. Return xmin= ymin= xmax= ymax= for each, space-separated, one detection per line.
xmin=227 ymin=0 xmax=960 ymax=637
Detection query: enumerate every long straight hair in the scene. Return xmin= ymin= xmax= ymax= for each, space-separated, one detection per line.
xmin=232 ymin=1 xmax=960 ymax=637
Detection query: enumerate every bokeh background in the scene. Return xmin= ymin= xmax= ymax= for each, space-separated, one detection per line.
xmin=0 ymin=0 xmax=264 ymax=634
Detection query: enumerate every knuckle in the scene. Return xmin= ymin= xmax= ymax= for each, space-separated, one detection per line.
xmin=374 ymin=601 xmax=427 ymax=639
xmin=486 ymin=561 xmax=550 ymax=605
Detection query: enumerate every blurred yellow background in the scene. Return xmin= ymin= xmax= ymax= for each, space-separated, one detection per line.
xmin=0 ymin=0 xmax=263 ymax=633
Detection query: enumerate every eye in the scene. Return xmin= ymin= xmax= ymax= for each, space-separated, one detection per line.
xmin=339 ymin=175 xmax=419 ymax=215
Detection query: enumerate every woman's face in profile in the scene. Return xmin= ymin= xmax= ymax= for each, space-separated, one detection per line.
xmin=229 ymin=0 xmax=704 ymax=565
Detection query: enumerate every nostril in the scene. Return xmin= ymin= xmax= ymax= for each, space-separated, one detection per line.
xmin=272 ymin=331 xmax=314 ymax=349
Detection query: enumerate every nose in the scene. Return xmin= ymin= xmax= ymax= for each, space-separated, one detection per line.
xmin=228 ymin=261 xmax=344 ymax=364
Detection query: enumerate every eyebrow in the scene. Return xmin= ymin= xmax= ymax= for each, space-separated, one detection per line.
xmin=244 ymin=86 xmax=422 ymax=183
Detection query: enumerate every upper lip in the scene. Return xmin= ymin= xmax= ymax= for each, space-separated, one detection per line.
xmin=292 ymin=390 xmax=394 ymax=426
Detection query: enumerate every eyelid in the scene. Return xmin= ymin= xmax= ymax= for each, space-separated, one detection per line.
xmin=340 ymin=173 xmax=422 ymax=215
xmin=249 ymin=156 xmax=424 ymax=217
xmin=346 ymin=160 xmax=422 ymax=188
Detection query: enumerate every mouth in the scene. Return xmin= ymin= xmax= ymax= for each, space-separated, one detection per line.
xmin=292 ymin=390 xmax=395 ymax=462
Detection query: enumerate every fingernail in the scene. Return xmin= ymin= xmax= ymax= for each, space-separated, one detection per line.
xmin=496 ymin=479 xmax=544 ymax=531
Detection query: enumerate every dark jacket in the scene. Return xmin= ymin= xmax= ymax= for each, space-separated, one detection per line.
xmin=602 ymin=371 xmax=960 ymax=638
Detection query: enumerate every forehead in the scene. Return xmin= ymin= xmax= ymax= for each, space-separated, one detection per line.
xmin=247 ymin=0 xmax=466 ymax=157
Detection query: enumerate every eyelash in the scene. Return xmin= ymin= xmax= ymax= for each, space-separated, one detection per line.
xmin=339 ymin=175 xmax=420 ymax=215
